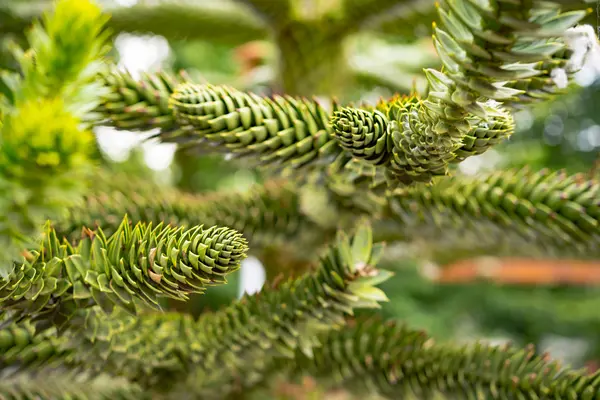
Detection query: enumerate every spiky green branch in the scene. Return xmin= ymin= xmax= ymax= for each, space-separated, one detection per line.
xmin=0 ymin=371 xmax=147 ymax=400
xmin=166 ymin=225 xmax=391 ymax=397
xmin=0 ymin=317 xmax=72 ymax=372
xmin=92 ymin=1 xmax=595 ymax=192
xmin=381 ymin=167 xmax=600 ymax=263
xmin=0 ymin=217 xmax=247 ymax=329
xmin=283 ymin=318 xmax=600 ymax=399
xmin=1 ymin=225 xmax=391 ymax=396
xmin=329 ymin=0 xmax=594 ymax=185
xmin=95 ymin=68 xmax=185 ymax=134
xmin=56 ymin=173 xmax=337 ymax=255
xmin=57 ymin=168 xmax=600 ymax=267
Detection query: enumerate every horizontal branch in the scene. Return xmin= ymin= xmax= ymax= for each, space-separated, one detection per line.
xmin=1 ymin=225 xmax=391 ymax=396
xmin=380 ymin=167 xmax=600 ymax=263
xmin=3 ymin=0 xmax=270 ymax=45
xmin=233 ymin=0 xmax=292 ymax=26
xmin=284 ymin=317 xmax=600 ymax=398
xmin=57 ymin=172 xmax=339 ymax=256
xmin=0 ymin=217 xmax=247 ymax=330
xmin=0 ymin=370 xmax=146 ymax=400
xmin=96 ymin=0 xmax=597 ymax=191
xmin=57 ymin=167 xmax=600 ymax=269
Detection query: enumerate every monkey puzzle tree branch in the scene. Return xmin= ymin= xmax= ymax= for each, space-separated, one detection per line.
xmin=0 ymin=316 xmax=73 ymax=374
xmin=54 ymin=170 xmax=373 ymax=280
xmin=171 ymin=225 xmax=391 ymax=397
xmin=56 ymin=173 xmax=338 ymax=257
xmin=97 ymin=0 xmax=597 ymax=191
xmin=1 ymin=226 xmax=391 ymax=395
xmin=0 ymin=217 xmax=248 ymax=330
xmin=95 ymin=68 xmax=186 ymax=134
xmin=92 ymin=70 xmax=508 ymax=190
xmin=379 ymin=168 xmax=600 ymax=263
xmin=95 ymin=70 xmax=347 ymax=182
xmin=0 ymin=370 xmax=147 ymax=400
xmin=165 ymin=81 xmax=507 ymax=190
xmin=282 ymin=318 xmax=600 ymax=399
xmin=57 ymin=167 xmax=600 ymax=269
xmin=328 ymin=1 xmax=595 ymax=186
xmin=0 ymin=318 xmax=145 ymax=398
xmin=166 ymin=82 xmax=343 ymax=175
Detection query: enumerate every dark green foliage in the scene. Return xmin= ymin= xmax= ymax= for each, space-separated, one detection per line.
xmin=287 ymin=318 xmax=600 ymax=399
xmin=0 ymin=372 xmax=146 ymax=400
xmin=55 ymin=167 xmax=600 ymax=270
xmin=1 ymin=225 xmax=391 ymax=398
xmin=58 ymin=173 xmax=333 ymax=253
xmin=382 ymin=167 xmax=600 ymax=262
xmin=0 ymin=317 xmax=71 ymax=372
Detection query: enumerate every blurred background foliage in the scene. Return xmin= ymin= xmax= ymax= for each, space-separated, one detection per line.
xmin=2 ymin=0 xmax=600 ymax=396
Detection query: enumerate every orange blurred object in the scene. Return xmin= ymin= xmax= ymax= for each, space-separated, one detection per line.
xmin=234 ymin=41 xmax=270 ymax=75
xmin=436 ymin=258 xmax=600 ymax=285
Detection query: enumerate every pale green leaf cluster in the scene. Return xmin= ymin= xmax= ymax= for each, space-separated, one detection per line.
xmin=0 ymin=0 xmax=110 ymax=278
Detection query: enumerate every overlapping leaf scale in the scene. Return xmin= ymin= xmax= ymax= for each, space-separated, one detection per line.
xmin=63 ymin=308 xmax=195 ymax=388
xmin=0 ymin=369 xmax=146 ymax=400
xmin=2 ymin=309 xmax=194 ymax=388
xmin=286 ymin=318 xmax=600 ymax=399
xmin=166 ymin=80 xmax=443 ymax=190
xmin=0 ymin=226 xmax=391 ymax=396
xmin=382 ymin=168 xmax=600 ymax=260
xmin=0 ymin=217 xmax=248 ymax=328
xmin=330 ymin=1 xmax=591 ymax=187
xmin=432 ymin=0 xmax=591 ymax=107
xmin=169 ymin=225 xmax=388 ymax=395
xmin=332 ymin=95 xmax=513 ymax=186
xmin=167 ymin=82 xmax=348 ymax=176
xmin=330 ymin=106 xmax=391 ymax=167
xmin=153 ymin=225 xmax=391 ymax=396
xmin=95 ymin=68 xmax=188 ymax=134
xmin=0 ymin=318 xmax=73 ymax=373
